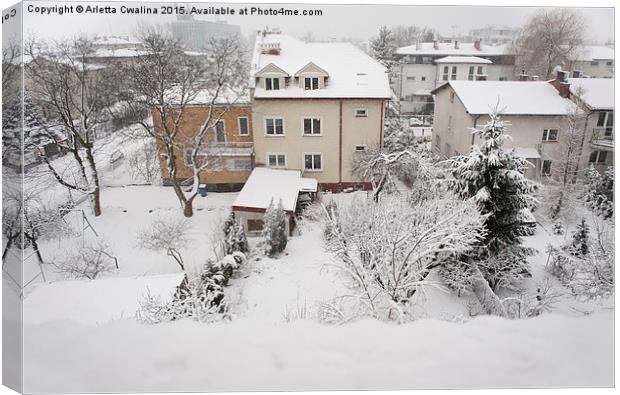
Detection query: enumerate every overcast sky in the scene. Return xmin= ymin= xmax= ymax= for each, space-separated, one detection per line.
xmin=8 ymin=1 xmax=616 ymax=44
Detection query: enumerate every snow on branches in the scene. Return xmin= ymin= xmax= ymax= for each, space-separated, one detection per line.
xmin=321 ymin=191 xmax=485 ymax=323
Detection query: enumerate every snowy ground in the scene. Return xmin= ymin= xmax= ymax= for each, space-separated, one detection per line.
xmin=2 ymin=150 xmax=614 ymax=391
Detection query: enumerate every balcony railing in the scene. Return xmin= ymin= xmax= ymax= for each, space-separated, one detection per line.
xmin=591 ymin=127 xmax=614 ymax=147
xmin=202 ymin=141 xmax=254 ymax=157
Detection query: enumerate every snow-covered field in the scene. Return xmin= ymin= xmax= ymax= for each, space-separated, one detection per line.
xmin=2 ymin=181 xmax=611 ymax=391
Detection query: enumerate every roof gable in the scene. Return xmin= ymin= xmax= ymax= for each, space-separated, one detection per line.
xmin=255 ymin=62 xmax=290 ymax=77
xmin=294 ymin=62 xmax=329 ymax=77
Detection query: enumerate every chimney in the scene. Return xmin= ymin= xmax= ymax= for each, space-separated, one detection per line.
xmin=549 ymin=70 xmax=571 ymax=98
xmin=556 ymin=69 xmax=567 ymax=82
xmin=474 ymin=39 xmax=481 ymax=51
xmin=433 ymin=40 xmax=438 ymax=50
xmin=454 ymin=40 xmax=459 ymax=49
xmin=415 ymin=41 xmax=421 ymax=50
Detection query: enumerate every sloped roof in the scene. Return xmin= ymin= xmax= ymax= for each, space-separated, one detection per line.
xmin=396 ymin=41 xmax=511 ymax=56
xmin=434 ymin=81 xmax=577 ymax=115
xmin=251 ymin=33 xmax=390 ymax=99
xmin=572 ymin=45 xmax=614 ymax=61
xmin=567 ymin=78 xmax=614 ymax=110
xmin=434 ymin=56 xmax=492 ymax=64
xmin=232 ymin=167 xmax=316 ymax=212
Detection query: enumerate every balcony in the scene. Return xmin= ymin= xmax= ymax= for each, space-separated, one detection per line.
xmin=203 ymin=142 xmax=254 ymax=157
xmin=591 ymin=127 xmax=614 ymax=148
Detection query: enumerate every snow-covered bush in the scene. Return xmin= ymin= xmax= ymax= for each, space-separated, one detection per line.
xmin=552 ymin=220 xmax=565 ymax=235
xmin=546 ymin=217 xmax=613 ymax=299
xmin=446 ymin=110 xmax=537 ymax=287
xmin=582 ymin=166 xmax=613 ymax=219
xmin=262 ymin=199 xmax=287 ymax=257
xmin=137 ymin=252 xmax=246 ymax=323
xmin=222 ymin=211 xmax=249 ymax=255
xmin=438 ymin=259 xmax=476 ymax=297
xmin=137 ymin=216 xmax=191 ymax=270
xmin=321 ymin=191 xmax=486 ymax=322
xmin=502 ymin=278 xmax=562 ymax=318
xmin=55 ymin=240 xmax=116 ymax=280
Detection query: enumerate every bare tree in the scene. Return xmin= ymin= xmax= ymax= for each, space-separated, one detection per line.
xmin=127 ymin=138 xmax=161 ymax=184
xmin=118 ymin=27 xmax=248 ymax=217
xmin=352 ymin=148 xmax=432 ymax=202
xmin=55 ymin=239 xmax=116 ymax=280
xmin=25 ymin=35 xmax=115 ymax=216
xmin=391 ymin=25 xmax=436 ymax=47
xmin=513 ymin=8 xmax=585 ymax=79
xmin=547 ymin=103 xmax=587 ymax=219
xmin=137 ymin=216 xmax=192 ymax=271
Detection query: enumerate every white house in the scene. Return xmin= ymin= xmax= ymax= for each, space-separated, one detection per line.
xmin=568 ymin=45 xmax=614 ymax=79
xmin=431 ymin=80 xmax=580 ymax=181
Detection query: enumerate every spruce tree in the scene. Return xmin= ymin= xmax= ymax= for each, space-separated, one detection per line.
xmin=448 ymin=111 xmax=537 ymax=284
xmin=222 ymin=211 xmax=248 ymax=254
xmin=262 ymin=198 xmax=288 ymax=257
xmin=370 ymin=26 xmax=396 ymax=73
xmin=569 ymin=218 xmax=590 ymax=256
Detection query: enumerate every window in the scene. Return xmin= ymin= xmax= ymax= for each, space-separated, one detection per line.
xmin=477 ymin=66 xmax=483 ymax=74
xmin=449 ymin=91 xmax=455 ymax=103
xmin=247 ymin=219 xmax=264 ymax=232
xmin=354 ymin=108 xmax=368 ymax=117
xmin=451 ymin=66 xmax=457 ymax=80
xmin=421 ymin=76 xmax=426 ymax=81
xmin=499 ymin=77 xmax=507 ymax=81
xmin=406 ymin=76 xmax=416 ymax=81
xmin=589 ymin=150 xmax=609 ymax=164
xmin=606 ymin=61 xmax=613 ymax=66
xmin=303 ymin=117 xmax=321 ymax=135
xmin=355 ymin=145 xmax=366 ymax=151
xmin=435 ymin=134 xmax=441 ymax=149
xmin=238 ymin=117 xmax=249 ymax=136
xmin=304 ymin=77 xmax=319 ymax=90
xmin=442 ymin=66 xmax=449 ymax=81
xmin=265 ymin=118 xmax=284 ymax=135
xmin=304 ymin=153 xmax=323 ymax=171
xmin=226 ymin=159 xmax=252 ymax=171
xmin=265 ymin=77 xmax=280 ymax=90
xmin=185 ymin=149 xmax=194 ymax=165
xmin=422 ymin=56 xmax=433 ymax=64
xmin=542 ymin=129 xmax=559 ymax=142
xmin=267 ymin=153 xmax=286 ymax=167
xmin=542 ymin=160 xmax=552 ymax=176
xmin=215 ymin=120 xmax=226 ymax=143
xmin=591 ymin=61 xmax=599 ymax=67
xmin=468 ymin=66 xmax=475 ymax=80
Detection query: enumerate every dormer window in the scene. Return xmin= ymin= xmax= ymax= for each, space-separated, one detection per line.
xmin=265 ymin=78 xmax=280 ymax=90
xmin=304 ymin=77 xmax=319 ymax=90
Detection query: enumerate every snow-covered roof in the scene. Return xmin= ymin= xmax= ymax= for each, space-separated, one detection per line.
xmin=572 ymin=45 xmax=614 ymax=61
xmin=434 ymin=56 xmax=492 ymax=64
xmin=232 ymin=168 xmax=316 ymax=212
xmin=93 ymin=36 xmax=141 ymax=46
xmin=396 ymin=42 xmax=511 ymax=56
xmin=165 ymin=87 xmax=251 ymax=106
xmin=434 ymin=81 xmax=578 ymax=116
xmin=88 ymin=48 xmax=145 ymax=58
xmin=567 ymin=78 xmax=614 ymax=110
xmin=251 ymin=33 xmax=391 ymax=99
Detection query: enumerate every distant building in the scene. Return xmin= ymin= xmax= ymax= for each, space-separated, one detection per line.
xmin=170 ymin=14 xmax=240 ymax=51
xmin=431 ymin=80 xmax=581 ymax=181
xmin=393 ymin=40 xmax=516 ymax=114
xmin=92 ymin=35 xmax=143 ymax=51
xmin=568 ymin=45 xmax=614 ymax=79
xmin=468 ymin=25 xmax=519 ymax=45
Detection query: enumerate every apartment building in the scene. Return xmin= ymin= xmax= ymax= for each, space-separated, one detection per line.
xmin=152 ymin=92 xmax=254 ymax=192
xmin=249 ymin=31 xmax=391 ymax=191
xmin=467 ymin=25 xmax=519 ymax=45
xmin=568 ymin=45 xmax=614 ymax=79
xmin=550 ymin=76 xmax=614 ymax=172
xmin=393 ymin=40 xmax=516 ymax=114
xmin=431 ymin=81 xmax=580 ymax=181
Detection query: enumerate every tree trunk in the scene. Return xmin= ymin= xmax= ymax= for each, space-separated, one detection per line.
xmin=84 ymin=145 xmax=102 ymax=217
xmin=471 ymin=265 xmax=507 ymax=317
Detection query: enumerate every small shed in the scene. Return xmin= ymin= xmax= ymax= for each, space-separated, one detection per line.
xmin=232 ymin=168 xmax=317 ymax=236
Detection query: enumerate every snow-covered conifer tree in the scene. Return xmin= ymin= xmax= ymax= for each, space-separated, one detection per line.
xmin=447 ymin=110 xmax=537 ymax=288
xmin=262 ymin=199 xmax=287 ymax=257
xmin=222 ymin=211 xmax=248 ymax=255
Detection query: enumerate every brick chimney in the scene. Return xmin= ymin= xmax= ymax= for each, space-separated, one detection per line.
xmin=433 ymin=40 xmax=438 ymax=50
xmin=474 ymin=39 xmax=481 ymax=51
xmin=549 ymin=70 xmax=571 ymax=98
